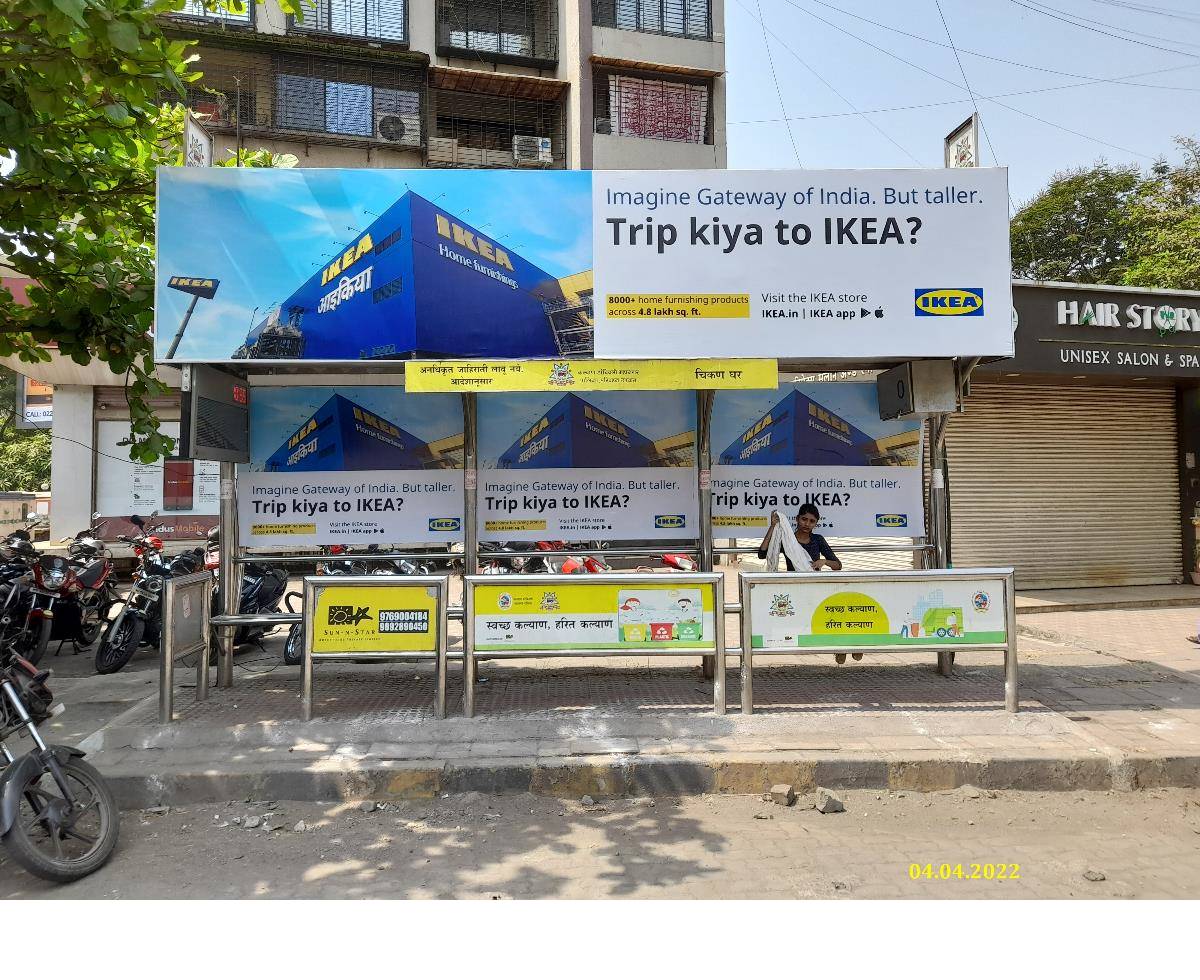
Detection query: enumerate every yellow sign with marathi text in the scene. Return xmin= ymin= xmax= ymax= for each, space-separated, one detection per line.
xmin=406 ymin=359 xmax=777 ymax=393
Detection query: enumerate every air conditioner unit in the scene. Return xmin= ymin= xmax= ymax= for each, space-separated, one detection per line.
xmin=513 ymin=134 xmax=553 ymax=165
xmin=376 ymin=113 xmax=420 ymax=145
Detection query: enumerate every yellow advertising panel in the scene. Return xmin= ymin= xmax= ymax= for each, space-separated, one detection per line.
xmin=311 ymin=583 xmax=439 ymax=654
xmin=406 ymin=359 xmax=777 ymax=393
xmin=473 ymin=580 xmax=717 ymax=652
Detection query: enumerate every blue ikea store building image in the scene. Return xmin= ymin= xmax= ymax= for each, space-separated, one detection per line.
xmin=498 ymin=394 xmax=655 ymax=469
xmin=719 ymin=390 xmax=878 ymax=467
xmin=264 ymin=393 xmax=432 ymax=472
xmin=241 ymin=192 xmax=566 ymax=361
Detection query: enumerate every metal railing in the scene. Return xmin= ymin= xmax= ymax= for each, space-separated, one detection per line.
xmin=158 ymin=571 xmax=213 ymax=724
xmin=429 ymin=87 xmax=566 ymax=168
xmin=592 ymin=0 xmax=712 ymax=40
xmin=289 ymin=0 xmax=408 ymax=45
xmin=436 ymin=0 xmax=558 ymax=66
xmin=164 ymin=0 xmax=253 ymax=27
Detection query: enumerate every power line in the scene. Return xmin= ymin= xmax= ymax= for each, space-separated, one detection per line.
xmin=1009 ymin=0 xmax=1200 ymax=58
xmin=790 ymin=0 xmax=1159 ymax=160
xmin=801 ymin=0 xmax=1200 ymax=89
xmin=754 ymin=0 xmax=803 ymax=165
xmin=1086 ymin=0 xmax=1200 ymax=25
xmin=735 ymin=0 xmax=923 ymax=165
xmin=1024 ymin=0 xmax=1200 ymax=46
xmin=933 ymin=0 xmax=998 ymax=168
xmin=727 ymin=60 xmax=1200 ymax=125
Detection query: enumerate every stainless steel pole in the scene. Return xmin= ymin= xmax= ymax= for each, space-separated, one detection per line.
xmin=929 ymin=414 xmax=954 ymax=676
xmin=463 ymin=580 xmax=476 ymax=718
xmin=1005 ymin=571 xmax=1019 ymax=712
xmin=301 ymin=579 xmax=315 ymax=721
xmin=740 ymin=578 xmax=754 ymax=715
xmin=435 ymin=580 xmax=449 ymax=719
xmin=158 ymin=580 xmax=175 ymax=724
xmin=462 ymin=393 xmax=477 ymax=577
xmin=218 ymin=461 xmax=239 ymax=688
xmin=713 ymin=579 xmax=726 ymax=716
xmin=697 ymin=390 xmax=715 ymax=681
xmin=196 ymin=575 xmax=211 ymax=702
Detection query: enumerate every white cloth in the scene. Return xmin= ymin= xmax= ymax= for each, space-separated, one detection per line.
xmin=763 ymin=509 xmax=814 ymax=571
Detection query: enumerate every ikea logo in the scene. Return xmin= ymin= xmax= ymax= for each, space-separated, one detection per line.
xmin=915 ymin=288 xmax=983 ymax=317
xmin=428 ymin=517 xmax=462 ymax=533
xmin=655 ymin=515 xmax=686 ymax=529
xmin=321 ymin=232 xmax=374 ymax=286
xmin=875 ymin=514 xmax=908 ymax=528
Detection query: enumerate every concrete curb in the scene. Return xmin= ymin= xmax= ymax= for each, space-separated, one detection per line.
xmin=1016 ymin=596 xmax=1200 ymax=615
xmin=99 ymin=750 xmax=1200 ymax=809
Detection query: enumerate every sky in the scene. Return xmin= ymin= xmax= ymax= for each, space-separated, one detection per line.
xmin=478 ymin=391 xmax=697 ymax=465
xmin=156 ymin=168 xmax=592 ymax=361
xmin=249 ymin=386 xmax=462 ymax=469
xmin=727 ymin=0 xmax=1200 ymax=204
xmin=711 ymin=381 xmax=921 ymax=456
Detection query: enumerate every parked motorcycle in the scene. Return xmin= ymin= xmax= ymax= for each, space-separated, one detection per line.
xmin=204 ymin=528 xmax=289 ymax=648
xmin=43 ymin=516 xmax=120 ymax=654
xmin=93 ymin=515 xmax=203 ymax=675
xmin=0 ymin=521 xmax=65 ymax=665
xmin=0 ymin=650 xmax=119 ymax=881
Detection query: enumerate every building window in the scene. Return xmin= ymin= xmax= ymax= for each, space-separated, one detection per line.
xmin=167 ymin=0 xmax=253 ymax=25
xmin=373 ymin=276 xmax=404 ymax=303
xmin=437 ymin=0 xmax=557 ymax=64
xmin=592 ymin=0 xmax=711 ymax=40
xmin=274 ymin=58 xmax=423 ymax=147
xmin=374 ymin=228 xmax=404 ymax=254
xmin=593 ymin=72 xmax=710 ymax=143
xmin=290 ymin=0 xmax=408 ymax=44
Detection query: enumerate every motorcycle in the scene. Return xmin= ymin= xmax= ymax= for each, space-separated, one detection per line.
xmin=93 ymin=515 xmax=203 ymax=675
xmin=43 ymin=515 xmax=120 ymax=654
xmin=205 ymin=528 xmax=288 ymax=648
xmin=0 ymin=650 xmax=119 ymax=881
xmin=0 ymin=522 xmax=66 ymax=666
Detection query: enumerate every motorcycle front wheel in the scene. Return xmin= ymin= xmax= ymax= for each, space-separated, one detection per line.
xmin=94 ymin=615 xmax=144 ymax=675
xmin=17 ymin=615 xmax=52 ymax=667
xmin=283 ymin=623 xmax=303 ymax=666
xmin=2 ymin=756 xmax=119 ymax=883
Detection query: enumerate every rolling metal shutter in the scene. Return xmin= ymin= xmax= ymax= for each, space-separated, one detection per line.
xmin=946 ymin=382 xmax=1181 ymax=589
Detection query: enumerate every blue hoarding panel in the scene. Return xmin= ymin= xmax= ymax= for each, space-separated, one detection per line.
xmin=719 ymin=390 xmax=878 ymax=466
xmin=498 ymin=394 xmax=654 ymax=469
xmin=264 ymin=394 xmax=431 ymax=472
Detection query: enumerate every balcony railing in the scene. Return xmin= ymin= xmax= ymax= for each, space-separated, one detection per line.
xmin=427 ymin=87 xmax=566 ymax=168
xmin=180 ymin=47 xmax=425 ymax=150
xmin=593 ymin=72 xmax=710 ymax=143
xmin=436 ymin=0 xmax=557 ymax=67
xmin=592 ymin=0 xmax=711 ymax=41
xmin=289 ymin=0 xmax=408 ymax=45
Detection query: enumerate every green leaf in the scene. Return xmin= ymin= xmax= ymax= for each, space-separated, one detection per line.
xmin=51 ymin=0 xmax=87 ymax=27
xmin=106 ymin=21 xmax=140 ymax=54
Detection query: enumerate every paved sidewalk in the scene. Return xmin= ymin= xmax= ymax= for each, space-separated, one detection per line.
xmin=68 ymin=602 xmax=1200 ymax=805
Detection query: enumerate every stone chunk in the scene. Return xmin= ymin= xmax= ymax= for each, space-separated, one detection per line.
xmin=770 ymin=784 xmax=796 ymax=806
xmin=815 ymin=788 xmax=845 ymax=814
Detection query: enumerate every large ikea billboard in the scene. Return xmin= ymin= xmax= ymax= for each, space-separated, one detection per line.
xmin=156 ymin=167 xmax=1014 ymax=362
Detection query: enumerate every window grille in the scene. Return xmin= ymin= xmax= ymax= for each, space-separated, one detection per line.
xmin=430 ymin=87 xmax=565 ymax=166
xmin=592 ymin=0 xmax=711 ymax=40
xmin=437 ymin=0 xmax=557 ymax=64
xmin=289 ymin=0 xmax=407 ymax=44
xmin=593 ymin=71 xmax=710 ymax=143
xmin=166 ymin=0 xmax=253 ymax=25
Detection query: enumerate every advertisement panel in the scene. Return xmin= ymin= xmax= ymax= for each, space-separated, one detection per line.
xmin=477 ymin=391 xmax=696 ymax=541
xmin=16 ymin=377 xmax=52 ymax=429
xmin=473 ymin=581 xmax=717 ymax=652
xmin=747 ymin=575 xmax=1007 ymax=649
xmin=155 ymin=167 xmax=1011 ymax=364
xmin=95 ymin=420 xmax=220 ymax=540
xmin=311 ymin=583 xmax=439 ymax=654
xmin=406 ymin=358 xmax=777 ymax=392
xmin=241 ymin=386 xmax=463 ymax=546
xmin=711 ymin=381 xmax=924 ymax=537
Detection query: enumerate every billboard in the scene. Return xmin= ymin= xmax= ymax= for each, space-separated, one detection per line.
xmin=477 ymin=390 xmax=697 ymax=541
xmin=241 ymin=386 xmax=464 ymax=547
xmin=155 ymin=167 xmax=1013 ymax=363
xmin=711 ymin=381 xmax=924 ymax=537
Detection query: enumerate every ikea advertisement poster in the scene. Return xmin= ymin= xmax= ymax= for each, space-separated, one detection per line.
xmin=711 ymin=381 xmax=924 ymax=538
xmin=155 ymin=167 xmax=1012 ymax=364
xmin=241 ymin=386 xmax=464 ymax=546
xmin=477 ymin=391 xmax=697 ymax=541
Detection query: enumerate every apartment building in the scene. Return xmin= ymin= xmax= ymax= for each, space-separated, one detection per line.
xmin=6 ymin=1 xmax=726 ymax=542
xmin=166 ymin=0 xmax=727 ymax=170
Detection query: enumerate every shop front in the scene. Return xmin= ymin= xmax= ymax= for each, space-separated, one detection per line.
xmin=947 ymin=281 xmax=1200 ymax=589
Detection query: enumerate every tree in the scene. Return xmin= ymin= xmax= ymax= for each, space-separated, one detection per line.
xmin=0 ymin=0 xmax=297 ymax=463
xmin=1010 ymin=162 xmax=1144 ymax=284
xmin=1124 ymin=138 xmax=1200 ymax=291
xmin=0 ymin=367 xmax=51 ymax=492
